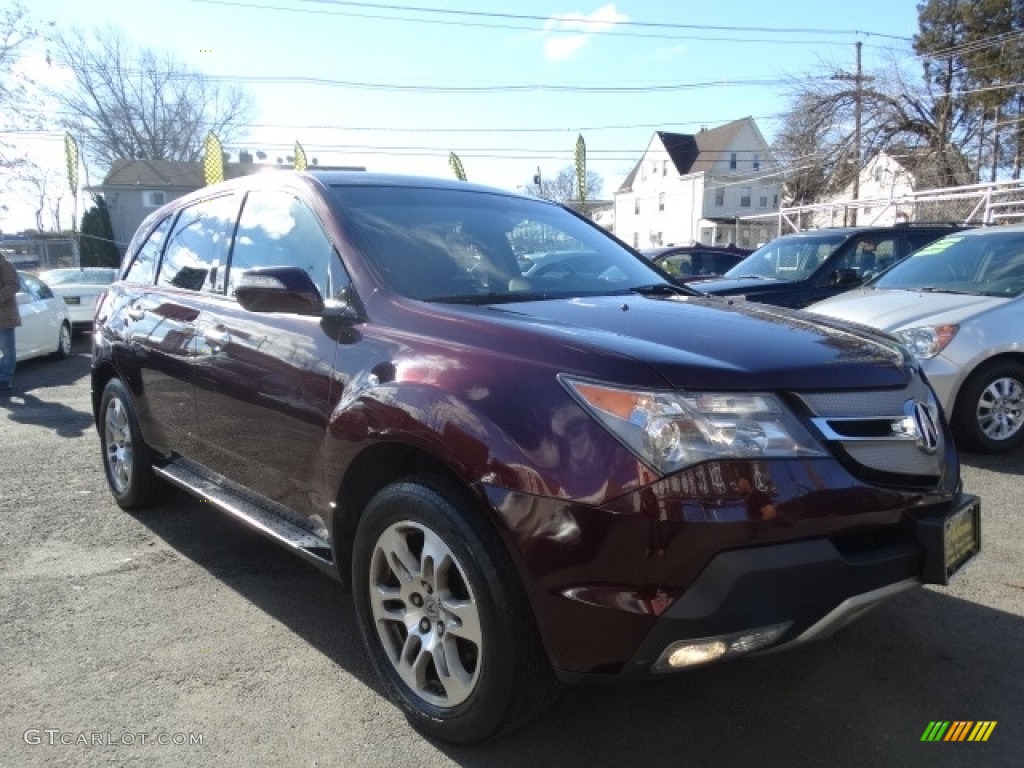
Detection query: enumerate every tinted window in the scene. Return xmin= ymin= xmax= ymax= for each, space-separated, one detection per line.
xmin=125 ymin=216 xmax=174 ymax=285
xmin=157 ymin=195 xmax=240 ymax=293
xmin=229 ymin=190 xmax=333 ymax=298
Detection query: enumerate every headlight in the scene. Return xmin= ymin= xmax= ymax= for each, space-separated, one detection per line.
xmin=895 ymin=324 xmax=958 ymax=359
xmin=560 ymin=377 xmax=826 ymax=475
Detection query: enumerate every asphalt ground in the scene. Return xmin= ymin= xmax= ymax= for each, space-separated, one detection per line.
xmin=1 ymin=338 xmax=1021 ymax=768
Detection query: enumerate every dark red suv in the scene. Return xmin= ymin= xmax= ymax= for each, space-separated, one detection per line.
xmin=91 ymin=171 xmax=980 ymax=744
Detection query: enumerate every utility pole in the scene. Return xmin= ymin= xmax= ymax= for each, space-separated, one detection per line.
xmin=833 ymin=41 xmax=873 ymax=226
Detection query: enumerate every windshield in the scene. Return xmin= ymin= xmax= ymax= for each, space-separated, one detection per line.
xmin=330 ymin=185 xmax=675 ymax=302
xmin=725 ymin=233 xmax=846 ymax=281
xmin=873 ymin=230 xmax=1024 ymax=297
xmin=39 ymin=268 xmax=118 ymax=286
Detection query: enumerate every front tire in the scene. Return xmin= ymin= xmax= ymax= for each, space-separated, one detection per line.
xmin=953 ymin=360 xmax=1024 ymax=453
xmin=99 ymin=378 xmax=161 ymax=509
xmin=352 ymin=476 xmax=560 ymax=744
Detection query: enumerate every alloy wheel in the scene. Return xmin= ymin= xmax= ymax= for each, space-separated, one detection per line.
xmin=367 ymin=520 xmax=482 ymax=708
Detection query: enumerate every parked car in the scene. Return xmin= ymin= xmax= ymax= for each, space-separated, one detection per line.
xmin=690 ymin=224 xmax=965 ymax=308
xmin=642 ymin=243 xmax=751 ymax=283
xmin=38 ymin=267 xmax=118 ymax=333
xmin=91 ymin=171 xmax=979 ymax=744
xmin=808 ymin=225 xmax=1024 ymax=453
xmin=13 ymin=271 xmax=73 ymax=363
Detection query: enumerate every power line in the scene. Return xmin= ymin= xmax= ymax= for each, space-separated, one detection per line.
xmin=190 ymin=0 xmax=912 ymax=45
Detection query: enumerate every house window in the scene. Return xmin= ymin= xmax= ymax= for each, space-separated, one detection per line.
xmin=753 ymin=154 xmax=760 ymax=171
xmin=662 ymin=160 xmax=667 ymax=177
xmin=740 ymin=187 xmax=751 ymax=207
xmin=633 ymin=233 xmax=639 ymax=248
xmin=635 ymin=199 xmax=640 ymax=215
xmin=142 ymin=191 xmax=167 ymax=208
xmin=659 ymin=192 xmax=665 ymax=212
xmin=714 ymin=188 xmax=724 ymax=206
xmin=759 ymin=195 xmax=767 ymax=208
xmin=773 ymin=194 xmax=779 ymax=207
xmin=874 ymin=167 xmax=884 ymax=182
xmin=729 ymin=153 xmax=737 ymax=170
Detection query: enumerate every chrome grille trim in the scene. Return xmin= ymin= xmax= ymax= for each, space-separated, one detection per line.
xmin=795 ymin=375 xmax=944 ymax=477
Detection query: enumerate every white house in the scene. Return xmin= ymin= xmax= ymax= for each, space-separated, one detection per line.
xmin=613 ymin=118 xmax=780 ymax=251
xmin=811 ymin=151 xmax=918 ymax=227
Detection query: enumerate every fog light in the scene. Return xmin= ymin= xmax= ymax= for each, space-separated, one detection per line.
xmin=667 ymin=640 xmax=729 ymax=668
xmin=654 ymin=622 xmax=792 ymax=672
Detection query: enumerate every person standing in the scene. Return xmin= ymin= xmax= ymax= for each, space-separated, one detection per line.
xmin=0 ymin=250 xmax=22 ymax=394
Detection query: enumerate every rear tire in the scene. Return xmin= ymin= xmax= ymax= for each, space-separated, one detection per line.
xmin=953 ymin=360 xmax=1024 ymax=453
xmin=352 ymin=475 xmax=560 ymax=744
xmin=51 ymin=322 xmax=72 ymax=360
xmin=99 ymin=378 xmax=161 ymax=509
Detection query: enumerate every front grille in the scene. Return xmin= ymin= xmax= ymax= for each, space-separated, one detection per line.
xmin=795 ymin=371 xmax=944 ymax=478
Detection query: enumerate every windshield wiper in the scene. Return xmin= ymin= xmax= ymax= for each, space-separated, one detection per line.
xmin=628 ymin=283 xmax=697 ymax=297
xmin=916 ymin=287 xmax=981 ymax=295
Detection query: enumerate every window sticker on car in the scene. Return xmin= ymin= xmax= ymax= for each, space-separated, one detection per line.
xmin=915 ymin=237 xmax=964 ymax=256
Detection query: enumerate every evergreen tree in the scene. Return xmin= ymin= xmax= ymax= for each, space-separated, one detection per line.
xmin=79 ymin=196 xmax=120 ymax=268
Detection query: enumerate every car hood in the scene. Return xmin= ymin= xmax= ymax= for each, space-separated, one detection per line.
xmin=806 ymin=287 xmax=1009 ymax=332
xmin=687 ymin=276 xmax=788 ymax=295
xmin=457 ymin=293 xmax=910 ymax=391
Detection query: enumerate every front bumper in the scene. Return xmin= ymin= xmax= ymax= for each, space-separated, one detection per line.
xmin=621 ymin=492 xmax=980 ymax=677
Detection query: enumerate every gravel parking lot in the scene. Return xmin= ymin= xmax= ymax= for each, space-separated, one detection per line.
xmin=2 ymin=339 xmax=1022 ymax=768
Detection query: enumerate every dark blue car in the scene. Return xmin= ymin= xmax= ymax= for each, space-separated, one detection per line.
xmin=690 ymin=224 xmax=965 ymax=308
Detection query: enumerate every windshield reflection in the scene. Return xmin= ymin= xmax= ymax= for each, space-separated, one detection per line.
xmin=874 ymin=230 xmax=1024 ymax=297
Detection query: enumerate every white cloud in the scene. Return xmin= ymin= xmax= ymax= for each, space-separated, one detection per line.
xmin=653 ymin=44 xmax=688 ymax=61
xmin=541 ymin=3 xmax=629 ymax=61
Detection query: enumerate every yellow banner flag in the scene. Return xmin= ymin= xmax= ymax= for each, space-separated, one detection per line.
xmin=574 ymin=134 xmax=587 ymax=204
xmin=64 ymin=133 xmax=79 ymax=196
xmin=449 ymin=152 xmax=467 ymax=181
xmin=294 ymin=141 xmax=308 ymax=170
xmin=203 ymin=132 xmax=224 ymax=185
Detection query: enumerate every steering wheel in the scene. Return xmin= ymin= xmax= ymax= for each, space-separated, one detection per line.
xmin=530 ymin=261 xmax=579 ymax=278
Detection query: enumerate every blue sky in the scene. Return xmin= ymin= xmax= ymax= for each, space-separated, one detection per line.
xmin=4 ymin=0 xmax=926 ymax=230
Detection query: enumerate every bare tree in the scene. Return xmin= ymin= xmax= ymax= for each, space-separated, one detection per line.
xmin=0 ymin=2 xmax=41 ymax=169
xmin=47 ymin=25 xmax=254 ymax=169
xmin=527 ymin=166 xmax=603 ymax=202
xmin=18 ymin=160 xmax=67 ymax=231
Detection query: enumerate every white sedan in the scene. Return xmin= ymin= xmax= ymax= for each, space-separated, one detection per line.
xmin=15 ymin=271 xmax=73 ymax=363
xmin=37 ymin=267 xmax=117 ymax=332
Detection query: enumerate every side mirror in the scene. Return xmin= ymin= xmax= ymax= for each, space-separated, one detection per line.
xmin=235 ymin=267 xmax=325 ymax=315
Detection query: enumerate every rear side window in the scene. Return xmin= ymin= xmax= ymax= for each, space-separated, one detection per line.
xmin=124 ymin=216 xmax=174 ymax=285
xmin=228 ymin=190 xmax=333 ymax=298
xmin=157 ymin=194 xmax=240 ymax=292
xmin=20 ymin=273 xmax=54 ymax=300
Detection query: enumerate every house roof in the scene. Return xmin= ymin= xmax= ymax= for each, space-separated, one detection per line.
xmin=95 ymin=158 xmax=366 ymax=190
xmin=100 ymin=159 xmax=212 ymax=189
xmin=617 ymin=117 xmax=756 ymax=193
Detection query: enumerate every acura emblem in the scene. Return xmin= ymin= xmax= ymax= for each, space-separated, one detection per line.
xmin=904 ymin=399 xmax=940 ymax=454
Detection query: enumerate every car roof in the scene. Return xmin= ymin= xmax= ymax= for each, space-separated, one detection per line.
xmin=773 ymin=224 xmax=964 ymax=240
xmin=644 ymin=244 xmax=749 ymax=255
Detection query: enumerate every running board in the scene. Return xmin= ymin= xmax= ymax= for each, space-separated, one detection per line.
xmin=153 ymin=458 xmax=336 ymax=574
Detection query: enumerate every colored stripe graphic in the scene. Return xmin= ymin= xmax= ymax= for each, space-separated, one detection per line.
xmin=968 ymin=722 xmax=997 ymax=742
xmin=921 ymin=721 xmax=996 ymax=742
